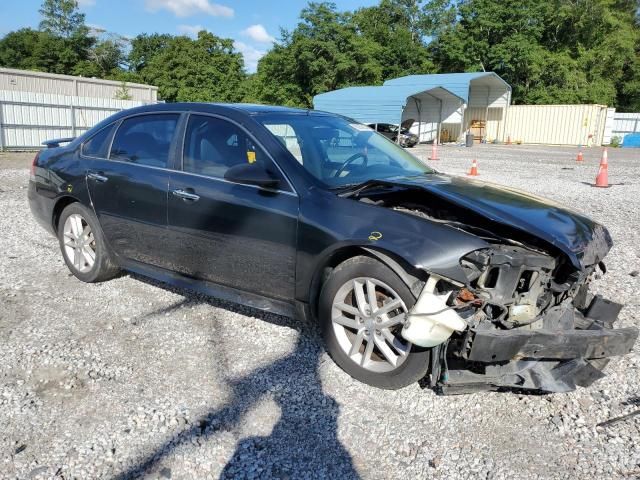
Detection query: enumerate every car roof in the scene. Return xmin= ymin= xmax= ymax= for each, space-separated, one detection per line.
xmin=122 ymin=102 xmax=331 ymax=117
xmin=216 ymin=103 xmax=311 ymax=115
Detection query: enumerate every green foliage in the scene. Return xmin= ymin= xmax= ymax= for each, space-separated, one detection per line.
xmin=427 ymin=0 xmax=640 ymax=111
xmin=249 ymin=1 xmax=437 ymax=107
xmin=0 ymin=0 xmax=94 ymax=75
xmin=0 ymin=29 xmax=52 ymax=72
xmin=352 ymin=0 xmax=435 ymax=79
xmin=0 ymin=27 xmax=93 ymax=75
xmin=39 ymin=0 xmax=87 ymax=38
xmin=74 ymin=37 xmax=128 ymax=78
xmin=128 ymin=34 xmax=174 ymax=73
xmin=609 ymin=135 xmax=621 ymax=147
xmin=250 ymin=3 xmax=384 ymax=107
xmin=0 ymin=0 xmax=638 ymax=111
xmin=114 ymin=81 xmax=132 ymax=100
xmin=130 ymin=31 xmax=247 ymax=102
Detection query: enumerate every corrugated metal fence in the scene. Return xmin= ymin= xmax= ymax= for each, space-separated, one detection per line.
xmin=0 ymin=90 xmax=152 ymax=150
xmin=610 ymin=112 xmax=640 ymax=143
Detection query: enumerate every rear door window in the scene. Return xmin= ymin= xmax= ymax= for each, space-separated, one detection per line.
xmin=82 ymin=124 xmax=116 ymax=158
xmin=110 ymin=114 xmax=179 ymax=168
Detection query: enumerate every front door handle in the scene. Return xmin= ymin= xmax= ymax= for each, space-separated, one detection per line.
xmin=87 ymin=172 xmax=108 ymax=183
xmin=172 ymin=189 xmax=200 ymax=202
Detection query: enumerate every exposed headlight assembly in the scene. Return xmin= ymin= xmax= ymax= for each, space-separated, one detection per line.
xmin=460 ymin=246 xmax=557 ymax=327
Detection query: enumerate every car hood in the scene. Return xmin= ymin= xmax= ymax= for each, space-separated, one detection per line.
xmin=400 ymin=118 xmax=415 ymax=130
xmin=383 ymin=174 xmax=612 ymax=269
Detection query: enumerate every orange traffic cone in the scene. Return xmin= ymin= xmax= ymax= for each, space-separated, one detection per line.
xmin=468 ymin=159 xmax=479 ymax=176
xmin=576 ymin=150 xmax=583 ymax=162
xmin=594 ymin=148 xmax=609 ymax=188
xmin=429 ymin=139 xmax=440 ymax=160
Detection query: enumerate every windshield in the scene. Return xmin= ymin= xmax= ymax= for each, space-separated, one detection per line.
xmin=258 ymin=114 xmax=433 ymax=188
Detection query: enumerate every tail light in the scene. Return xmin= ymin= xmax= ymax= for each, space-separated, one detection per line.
xmin=31 ymin=151 xmax=41 ymax=177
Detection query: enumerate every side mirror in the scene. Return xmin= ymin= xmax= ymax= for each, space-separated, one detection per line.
xmin=224 ymin=163 xmax=280 ymax=189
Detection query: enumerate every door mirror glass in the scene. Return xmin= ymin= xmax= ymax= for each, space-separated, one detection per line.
xmin=224 ymin=163 xmax=280 ymax=189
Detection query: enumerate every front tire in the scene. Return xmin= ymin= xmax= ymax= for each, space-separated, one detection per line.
xmin=57 ymin=203 xmax=120 ymax=283
xmin=319 ymin=256 xmax=430 ymax=389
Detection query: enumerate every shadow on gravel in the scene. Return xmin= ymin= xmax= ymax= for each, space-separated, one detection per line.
xmin=115 ymin=276 xmax=360 ymax=479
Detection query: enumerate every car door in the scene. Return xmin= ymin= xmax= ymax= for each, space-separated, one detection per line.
xmin=166 ymin=114 xmax=298 ymax=301
xmin=85 ymin=112 xmax=181 ymax=267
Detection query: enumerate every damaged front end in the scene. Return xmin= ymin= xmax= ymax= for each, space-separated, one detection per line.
xmin=353 ymin=178 xmax=638 ymax=394
xmin=405 ymin=245 xmax=637 ymax=394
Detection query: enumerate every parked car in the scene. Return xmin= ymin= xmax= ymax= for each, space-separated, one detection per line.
xmin=368 ymin=120 xmax=419 ymax=147
xmin=29 ymin=103 xmax=637 ymax=393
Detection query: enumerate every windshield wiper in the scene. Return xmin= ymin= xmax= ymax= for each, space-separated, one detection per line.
xmin=334 ymin=179 xmax=397 ymax=198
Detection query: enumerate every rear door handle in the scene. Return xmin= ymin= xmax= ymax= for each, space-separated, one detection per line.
xmin=172 ymin=189 xmax=200 ymax=202
xmin=87 ymin=172 xmax=108 ymax=183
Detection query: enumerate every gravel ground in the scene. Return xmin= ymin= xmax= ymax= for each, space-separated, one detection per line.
xmin=1 ymin=144 xmax=639 ymax=480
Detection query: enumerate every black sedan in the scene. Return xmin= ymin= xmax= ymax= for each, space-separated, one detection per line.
xmin=29 ymin=103 xmax=637 ymax=393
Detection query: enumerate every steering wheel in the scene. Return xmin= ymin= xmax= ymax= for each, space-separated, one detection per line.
xmin=333 ymin=152 xmax=368 ymax=178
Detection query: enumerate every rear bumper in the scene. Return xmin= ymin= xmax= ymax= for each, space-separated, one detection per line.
xmin=28 ymin=179 xmax=56 ymax=235
xmin=437 ymin=296 xmax=638 ymax=394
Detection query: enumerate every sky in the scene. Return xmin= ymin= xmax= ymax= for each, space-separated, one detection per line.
xmin=0 ymin=0 xmax=379 ymax=72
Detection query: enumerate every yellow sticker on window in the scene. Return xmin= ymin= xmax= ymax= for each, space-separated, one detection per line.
xmin=247 ymin=151 xmax=256 ymax=164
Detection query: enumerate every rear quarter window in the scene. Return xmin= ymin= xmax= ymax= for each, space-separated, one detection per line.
xmin=81 ymin=124 xmax=116 ymax=158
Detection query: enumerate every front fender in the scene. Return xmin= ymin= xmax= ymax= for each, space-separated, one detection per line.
xmin=296 ymin=190 xmax=489 ymax=302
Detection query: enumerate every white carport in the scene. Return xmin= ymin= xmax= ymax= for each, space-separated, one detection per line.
xmin=385 ymin=72 xmax=512 ymax=143
xmin=313 ymin=72 xmax=512 ymax=144
xmin=313 ymin=84 xmax=465 ymax=144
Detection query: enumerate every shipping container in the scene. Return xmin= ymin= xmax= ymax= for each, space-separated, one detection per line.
xmin=503 ymin=104 xmax=609 ymax=146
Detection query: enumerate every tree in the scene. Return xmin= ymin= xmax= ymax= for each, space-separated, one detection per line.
xmin=426 ymin=0 xmax=640 ymax=110
xmin=2 ymin=0 xmax=638 ymax=111
xmin=353 ymin=0 xmax=435 ymax=80
xmin=114 ymin=81 xmax=132 ymax=100
xmin=0 ymin=0 xmax=94 ymax=75
xmin=0 ymin=27 xmax=92 ymax=75
xmin=39 ymin=0 xmax=87 ymax=38
xmin=74 ymin=35 xmax=128 ymax=78
xmin=0 ymin=29 xmax=50 ymax=72
xmin=129 ymin=31 xmax=247 ymax=102
xmin=250 ymin=2 xmax=385 ymax=107
xmin=128 ymin=33 xmax=173 ymax=73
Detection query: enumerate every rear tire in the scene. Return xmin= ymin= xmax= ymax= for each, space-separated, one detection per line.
xmin=319 ymin=256 xmax=430 ymax=389
xmin=57 ymin=202 xmax=120 ymax=283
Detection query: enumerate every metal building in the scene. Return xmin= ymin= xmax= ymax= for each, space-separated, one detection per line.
xmin=0 ymin=68 xmax=158 ymax=102
xmin=0 ymin=68 xmax=158 ymax=150
xmin=313 ymin=72 xmax=511 ymax=144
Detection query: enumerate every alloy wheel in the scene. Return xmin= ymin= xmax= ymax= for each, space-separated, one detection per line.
xmin=62 ymin=214 xmax=96 ymax=273
xmin=331 ymin=277 xmax=410 ymax=373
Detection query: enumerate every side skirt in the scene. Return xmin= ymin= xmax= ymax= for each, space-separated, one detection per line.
xmin=120 ymin=259 xmax=299 ymax=319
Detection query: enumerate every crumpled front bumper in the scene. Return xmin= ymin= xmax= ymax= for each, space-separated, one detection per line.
xmin=436 ymin=296 xmax=638 ymax=394
xmin=466 ymin=326 xmax=637 ymax=363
